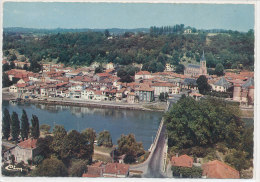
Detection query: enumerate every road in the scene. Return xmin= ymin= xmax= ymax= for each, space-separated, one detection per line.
xmin=144 ymin=125 xmax=167 ymax=178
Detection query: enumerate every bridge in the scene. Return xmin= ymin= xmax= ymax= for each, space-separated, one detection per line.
xmin=130 ymin=101 xmax=172 ymax=178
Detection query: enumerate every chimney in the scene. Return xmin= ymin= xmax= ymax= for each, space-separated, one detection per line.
xmin=176 ymin=153 xmax=179 ymax=157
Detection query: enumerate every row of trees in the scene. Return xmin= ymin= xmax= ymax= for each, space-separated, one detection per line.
xmin=2 ymin=109 xmax=39 ymax=141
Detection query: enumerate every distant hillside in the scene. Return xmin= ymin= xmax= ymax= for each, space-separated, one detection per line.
xmin=3 ymin=27 xmax=150 ymax=35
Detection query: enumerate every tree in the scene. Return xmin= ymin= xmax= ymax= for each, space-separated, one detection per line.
xmin=11 ymin=112 xmax=20 ymax=141
xmin=97 ymin=130 xmax=113 ymax=147
xmin=225 ymin=149 xmax=251 ymax=172
xmin=117 ymin=134 xmax=145 ymax=164
xmin=31 ymin=115 xmax=40 ymax=139
xmin=69 ymin=160 xmax=88 ymax=177
xmin=2 ymin=73 xmax=12 ymax=88
xmin=60 ymin=130 xmax=93 ymax=164
xmin=175 ymin=64 xmax=185 ymax=74
xmin=95 ymin=66 xmax=103 ymax=74
xmin=215 ymin=63 xmax=224 ymax=76
xmin=165 ymin=97 xmax=244 ymax=150
xmin=33 ymin=155 xmax=44 ymax=166
xmin=159 ymin=92 xmax=165 ymax=101
xmin=40 ymin=124 xmax=51 ymax=134
xmin=104 ymin=29 xmax=110 ymax=38
xmin=20 ymin=109 xmax=29 ymax=140
xmin=196 ymin=75 xmax=211 ymax=94
xmin=172 ymin=166 xmax=202 ymax=178
xmin=32 ymin=158 xmax=68 ymax=177
xmin=2 ymin=108 xmax=11 ymax=140
xmin=50 ymin=125 xmax=67 ymax=157
xmin=3 ymin=63 xmax=10 ymax=71
xmin=82 ymin=128 xmax=96 ymax=145
xmin=36 ymin=135 xmax=53 ymax=158
xmin=29 ymin=60 xmax=42 ymax=73
xmin=10 ymin=61 xmax=15 ymax=69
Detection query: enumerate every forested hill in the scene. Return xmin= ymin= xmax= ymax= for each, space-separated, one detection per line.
xmin=3 ymin=27 xmax=254 ymax=72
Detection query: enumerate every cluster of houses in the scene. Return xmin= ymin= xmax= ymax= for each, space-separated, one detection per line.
xmin=171 ymin=154 xmax=240 ymax=179
xmin=3 ymin=53 xmax=254 ymax=106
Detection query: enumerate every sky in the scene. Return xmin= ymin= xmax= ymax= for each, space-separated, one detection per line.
xmin=3 ymin=2 xmax=254 ymax=32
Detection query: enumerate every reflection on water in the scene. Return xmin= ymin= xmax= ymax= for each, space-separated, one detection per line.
xmin=2 ymin=100 xmax=163 ymax=150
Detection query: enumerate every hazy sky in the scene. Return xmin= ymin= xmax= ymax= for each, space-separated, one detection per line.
xmin=3 ymin=2 xmax=254 ymax=32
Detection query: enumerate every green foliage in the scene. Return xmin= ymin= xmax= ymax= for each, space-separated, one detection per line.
xmin=175 ymin=64 xmax=185 ymax=74
xmin=11 ymin=112 xmax=20 ymax=141
xmin=215 ymin=63 xmax=225 ymax=76
xmin=60 ymin=130 xmax=93 ymax=163
xmin=2 ymin=73 xmax=12 ymax=88
xmin=69 ymin=160 xmax=88 ymax=177
xmin=225 ymin=149 xmax=251 ymax=172
xmin=33 ymin=155 xmax=44 ymax=166
xmin=3 ymin=63 xmax=10 ymax=71
xmin=94 ymin=66 xmax=103 ymax=74
xmin=172 ymin=166 xmax=202 ymax=178
xmin=36 ymin=135 xmax=53 ymax=158
xmin=32 ymin=158 xmax=68 ymax=177
xmin=3 ymin=28 xmax=254 ymax=70
xmin=20 ymin=109 xmax=29 ymax=140
xmin=241 ymin=127 xmax=253 ymax=159
xmin=196 ymin=75 xmax=211 ymax=94
xmin=82 ymin=128 xmax=96 ymax=145
xmin=40 ymin=124 xmax=51 ymax=134
xmin=117 ymin=134 xmax=145 ymax=164
xmin=30 ymin=115 xmax=40 ymax=139
xmin=97 ymin=130 xmax=113 ymax=147
xmin=29 ymin=60 xmax=42 ymax=73
xmin=50 ymin=125 xmax=67 ymax=157
xmin=159 ymin=92 xmax=169 ymax=101
xmin=2 ymin=108 xmax=11 ymax=140
xmin=165 ymin=97 xmax=244 ymax=150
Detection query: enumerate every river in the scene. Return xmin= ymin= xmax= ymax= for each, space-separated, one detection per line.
xmin=2 ymin=100 xmax=163 ymax=150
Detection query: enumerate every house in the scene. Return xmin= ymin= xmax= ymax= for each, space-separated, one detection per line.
xmin=5 ymin=138 xmax=40 ymax=164
xmin=106 ymin=62 xmax=115 ymax=70
xmin=211 ymin=77 xmax=231 ymax=92
xmin=127 ymin=92 xmax=137 ymax=103
xmin=164 ymin=63 xmax=174 ymax=72
xmin=181 ymin=78 xmax=198 ymax=90
xmin=202 ymin=160 xmax=240 ymax=179
xmin=135 ymin=84 xmax=154 ymax=102
xmin=151 ymin=82 xmax=179 ymax=96
xmin=233 ymin=77 xmax=254 ymax=105
xmin=103 ymin=163 xmax=130 ymax=178
xmin=189 ymin=92 xmax=203 ymax=100
xmin=184 ymin=52 xmax=207 ymax=77
xmin=65 ymin=71 xmax=83 ymax=78
xmin=184 ymin=29 xmax=192 ymax=34
xmin=134 ymin=71 xmax=152 ymax=80
xmin=9 ymin=85 xmax=18 ymax=93
xmin=171 ymin=154 xmax=193 ymax=168
xmin=116 ymin=88 xmax=126 ymax=102
xmin=94 ymin=73 xmax=111 ymax=82
xmin=82 ymin=162 xmax=104 ymax=177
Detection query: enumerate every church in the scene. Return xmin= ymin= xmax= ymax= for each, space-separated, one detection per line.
xmin=184 ymin=51 xmax=207 ymax=77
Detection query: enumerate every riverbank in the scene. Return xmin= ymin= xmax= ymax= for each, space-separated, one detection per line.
xmin=2 ymin=90 xmax=166 ymax=112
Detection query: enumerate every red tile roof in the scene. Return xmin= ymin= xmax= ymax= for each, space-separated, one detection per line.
xmin=82 ymin=162 xmax=104 ymax=177
xmin=104 ymin=163 xmax=129 ymax=176
xmin=202 ymin=160 xmax=240 ymax=179
xmin=18 ymin=138 xmax=37 ymax=149
xmin=171 ymin=154 xmax=193 ymax=168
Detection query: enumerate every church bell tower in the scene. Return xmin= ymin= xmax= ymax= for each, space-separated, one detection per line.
xmin=200 ymin=50 xmax=207 ymax=75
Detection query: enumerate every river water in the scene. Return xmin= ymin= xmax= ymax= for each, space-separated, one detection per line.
xmin=2 ymin=100 xmax=163 ymax=150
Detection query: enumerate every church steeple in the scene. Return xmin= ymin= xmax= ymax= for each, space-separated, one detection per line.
xmin=201 ymin=50 xmax=205 ymax=61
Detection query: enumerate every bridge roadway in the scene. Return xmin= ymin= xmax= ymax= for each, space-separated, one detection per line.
xmin=130 ymin=102 xmax=171 ymax=178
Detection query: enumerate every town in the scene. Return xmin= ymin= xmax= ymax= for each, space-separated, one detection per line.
xmin=2 ymin=48 xmax=254 ymax=178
